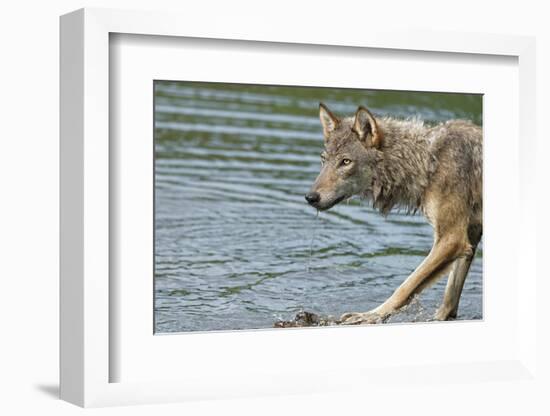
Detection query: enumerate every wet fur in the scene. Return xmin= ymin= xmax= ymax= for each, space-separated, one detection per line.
xmin=308 ymin=104 xmax=482 ymax=323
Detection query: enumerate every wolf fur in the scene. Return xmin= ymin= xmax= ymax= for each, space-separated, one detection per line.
xmin=306 ymin=103 xmax=482 ymax=323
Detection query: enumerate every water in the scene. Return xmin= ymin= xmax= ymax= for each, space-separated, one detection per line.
xmin=154 ymin=81 xmax=483 ymax=333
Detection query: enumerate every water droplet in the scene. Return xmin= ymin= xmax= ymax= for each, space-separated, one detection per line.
xmin=306 ymin=210 xmax=320 ymax=272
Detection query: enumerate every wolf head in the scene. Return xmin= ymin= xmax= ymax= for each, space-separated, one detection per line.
xmin=305 ymin=103 xmax=383 ymax=211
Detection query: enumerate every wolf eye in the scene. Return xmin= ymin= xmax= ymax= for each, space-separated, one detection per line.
xmin=341 ymin=158 xmax=352 ymax=166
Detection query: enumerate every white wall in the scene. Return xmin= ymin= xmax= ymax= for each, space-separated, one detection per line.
xmin=1 ymin=1 xmax=548 ymax=415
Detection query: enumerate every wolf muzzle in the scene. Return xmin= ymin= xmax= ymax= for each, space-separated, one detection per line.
xmin=305 ymin=192 xmax=321 ymax=205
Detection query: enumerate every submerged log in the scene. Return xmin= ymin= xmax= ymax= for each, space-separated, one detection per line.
xmin=273 ymin=310 xmax=341 ymax=328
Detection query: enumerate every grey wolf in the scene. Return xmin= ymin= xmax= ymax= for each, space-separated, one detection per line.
xmin=305 ymin=103 xmax=482 ymax=324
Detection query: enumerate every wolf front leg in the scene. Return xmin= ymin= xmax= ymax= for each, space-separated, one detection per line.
xmin=340 ymin=235 xmax=467 ymax=325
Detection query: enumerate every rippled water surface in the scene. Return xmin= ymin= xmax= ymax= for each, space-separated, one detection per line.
xmin=154 ymin=81 xmax=483 ymax=333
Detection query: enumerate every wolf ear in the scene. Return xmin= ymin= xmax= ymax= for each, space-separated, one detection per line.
xmin=319 ymin=103 xmax=339 ymax=138
xmin=352 ymin=106 xmax=383 ymax=149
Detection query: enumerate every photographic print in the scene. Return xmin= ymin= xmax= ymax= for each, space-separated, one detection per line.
xmin=154 ymin=81 xmax=482 ymax=333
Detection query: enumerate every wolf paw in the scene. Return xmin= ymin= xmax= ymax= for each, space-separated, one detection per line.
xmin=339 ymin=311 xmax=386 ymax=325
xmin=433 ymin=306 xmax=457 ymax=321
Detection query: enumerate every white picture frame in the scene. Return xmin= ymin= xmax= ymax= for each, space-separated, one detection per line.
xmin=60 ymin=7 xmax=538 ymax=408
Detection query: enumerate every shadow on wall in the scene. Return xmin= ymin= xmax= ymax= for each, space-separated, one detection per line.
xmin=34 ymin=384 xmax=59 ymax=399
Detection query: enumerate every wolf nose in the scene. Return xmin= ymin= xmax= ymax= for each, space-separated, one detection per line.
xmin=305 ymin=192 xmax=320 ymax=205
